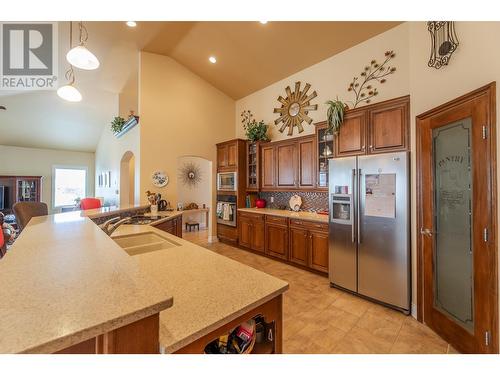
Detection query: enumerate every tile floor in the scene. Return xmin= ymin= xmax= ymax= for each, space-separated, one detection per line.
xmin=183 ymin=229 xmax=459 ymax=354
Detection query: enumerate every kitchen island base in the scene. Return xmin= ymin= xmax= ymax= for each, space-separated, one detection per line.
xmin=173 ymin=294 xmax=283 ymax=354
xmin=55 ymin=313 xmax=160 ymax=354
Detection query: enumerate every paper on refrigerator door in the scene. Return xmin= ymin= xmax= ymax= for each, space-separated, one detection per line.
xmin=365 ymin=174 xmax=396 ymax=218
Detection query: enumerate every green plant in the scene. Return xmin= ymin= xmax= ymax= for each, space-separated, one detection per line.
xmin=325 ymin=98 xmax=346 ymax=134
xmin=110 ymin=116 xmax=126 ymax=134
xmin=244 ymin=120 xmax=270 ymax=142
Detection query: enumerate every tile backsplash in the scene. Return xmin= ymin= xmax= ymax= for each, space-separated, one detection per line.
xmin=258 ymin=191 xmax=328 ymax=212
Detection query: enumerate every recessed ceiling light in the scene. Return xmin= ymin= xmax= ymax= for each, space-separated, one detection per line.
xmin=126 ymin=21 xmax=137 ymax=27
xmin=209 ymin=56 xmax=217 ymax=64
xmin=259 ymin=21 xmax=268 ymax=24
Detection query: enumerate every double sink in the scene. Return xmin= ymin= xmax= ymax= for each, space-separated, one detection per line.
xmin=113 ymin=231 xmax=180 ymax=256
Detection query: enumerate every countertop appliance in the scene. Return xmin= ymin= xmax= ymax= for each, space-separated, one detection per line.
xmin=328 ymin=151 xmax=410 ymax=313
xmin=217 ymin=172 xmax=237 ymax=191
xmin=216 ymin=194 xmax=237 ymax=227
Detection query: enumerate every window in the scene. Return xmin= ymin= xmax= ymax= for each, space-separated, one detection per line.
xmin=53 ymin=166 xmax=87 ymax=207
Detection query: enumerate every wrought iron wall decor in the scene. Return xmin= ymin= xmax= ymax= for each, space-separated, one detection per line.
xmin=428 ymin=21 xmax=459 ymax=69
xmin=178 ymin=162 xmax=202 ymax=188
xmin=347 ymin=51 xmax=397 ymax=108
xmin=273 ymin=81 xmax=318 ymax=136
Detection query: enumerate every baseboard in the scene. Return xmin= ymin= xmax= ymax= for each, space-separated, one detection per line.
xmin=411 ymin=302 xmax=417 ymax=319
xmin=208 ymin=235 xmax=219 ymax=243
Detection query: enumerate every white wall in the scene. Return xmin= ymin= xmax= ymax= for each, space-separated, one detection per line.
xmin=235 ymin=23 xmax=410 ymax=141
xmin=94 ymin=122 xmax=140 ymax=207
xmin=177 ymin=156 xmax=212 ymax=228
xmin=0 ymin=145 xmax=95 ymax=212
xmin=235 ymin=21 xmax=500 ymax=338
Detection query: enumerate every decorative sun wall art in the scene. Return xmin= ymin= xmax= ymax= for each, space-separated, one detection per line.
xmin=179 ymin=162 xmax=202 ymax=188
xmin=273 ymin=81 xmax=318 ymax=136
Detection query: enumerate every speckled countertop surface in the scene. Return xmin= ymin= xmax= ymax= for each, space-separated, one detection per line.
xmin=238 ymin=207 xmax=329 ymax=223
xmin=0 ymin=208 xmax=173 ymax=354
xmin=112 ymin=225 xmax=289 ymax=353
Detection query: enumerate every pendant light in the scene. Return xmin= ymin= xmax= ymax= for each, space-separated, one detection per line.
xmin=57 ymin=66 xmax=82 ymax=102
xmin=58 ymin=22 xmax=82 ymax=102
xmin=66 ymin=21 xmax=100 ymax=70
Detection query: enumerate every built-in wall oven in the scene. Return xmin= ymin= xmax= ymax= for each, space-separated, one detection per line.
xmin=216 ymin=194 xmax=237 ymax=227
xmin=217 ymin=172 xmax=237 ymax=191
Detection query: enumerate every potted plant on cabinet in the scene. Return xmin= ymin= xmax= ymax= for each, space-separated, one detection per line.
xmin=241 ymin=110 xmax=270 ymax=142
xmin=325 ymin=98 xmax=347 ymax=135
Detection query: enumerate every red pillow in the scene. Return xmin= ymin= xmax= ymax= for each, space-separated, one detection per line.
xmin=0 ymin=229 xmax=5 ymax=248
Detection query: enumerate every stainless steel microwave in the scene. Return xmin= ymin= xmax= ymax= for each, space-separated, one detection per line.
xmin=217 ymin=172 xmax=237 ymax=191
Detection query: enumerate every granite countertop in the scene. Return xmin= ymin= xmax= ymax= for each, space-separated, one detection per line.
xmin=238 ymin=207 xmax=329 ymax=223
xmin=112 ymin=225 xmax=289 ymax=353
xmin=0 ymin=206 xmax=173 ymax=354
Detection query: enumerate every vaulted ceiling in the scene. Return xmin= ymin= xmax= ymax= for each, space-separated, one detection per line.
xmin=142 ymin=21 xmax=401 ymax=99
xmin=0 ymin=21 xmax=401 ymax=152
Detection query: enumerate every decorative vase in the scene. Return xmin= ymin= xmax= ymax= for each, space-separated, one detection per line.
xmin=256 ymin=199 xmax=266 ymax=208
xmin=151 ymin=204 xmax=158 ymax=215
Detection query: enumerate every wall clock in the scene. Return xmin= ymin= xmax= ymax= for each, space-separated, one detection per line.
xmin=273 ymin=81 xmax=318 ymax=136
xmin=152 ymin=171 xmax=169 ymax=187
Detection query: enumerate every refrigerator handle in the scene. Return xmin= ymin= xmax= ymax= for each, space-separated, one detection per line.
xmin=351 ymin=168 xmax=356 ymax=243
xmin=357 ymin=168 xmax=362 ymax=244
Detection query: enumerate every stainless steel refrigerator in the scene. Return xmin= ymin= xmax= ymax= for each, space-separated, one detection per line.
xmin=328 ymin=151 xmax=410 ymax=313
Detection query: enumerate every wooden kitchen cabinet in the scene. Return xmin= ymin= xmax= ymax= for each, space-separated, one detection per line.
xmin=297 ymin=137 xmax=315 ymax=188
xmin=276 ymin=142 xmax=297 ymax=188
xmin=216 ymin=140 xmax=241 ymax=171
xmin=261 ymin=144 xmax=276 ymax=189
xmin=289 ymin=226 xmax=309 ymax=266
xmin=238 ymin=212 xmax=265 ymax=253
xmin=246 ymin=141 xmax=269 ymax=191
xmin=238 ymin=217 xmax=253 ymax=249
xmin=334 ymin=95 xmax=410 ymax=158
xmin=367 ymin=95 xmax=409 ymax=153
xmin=289 ymin=219 xmax=329 ymax=273
xmin=265 ymin=216 xmax=289 ymax=260
xmin=335 ymin=110 xmax=367 ymax=157
xmin=309 ymin=229 xmax=329 ymax=273
xmin=315 ymin=122 xmax=335 ymax=190
xmin=261 ymin=135 xmax=315 ymax=191
xmin=153 ymin=216 xmax=182 ymax=238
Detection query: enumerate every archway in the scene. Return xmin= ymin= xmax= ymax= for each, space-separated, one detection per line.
xmin=120 ymin=151 xmax=136 ymax=206
xmin=177 ymin=156 xmax=213 ymax=244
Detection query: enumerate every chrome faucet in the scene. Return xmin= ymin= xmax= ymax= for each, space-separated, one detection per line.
xmin=100 ymin=216 xmax=132 ymax=236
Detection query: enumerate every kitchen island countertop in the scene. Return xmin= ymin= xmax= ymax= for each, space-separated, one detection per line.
xmin=112 ymin=224 xmax=289 ymax=353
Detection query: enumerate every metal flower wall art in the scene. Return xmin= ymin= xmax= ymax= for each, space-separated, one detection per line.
xmin=427 ymin=21 xmax=459 ymax=69
xmin=179 ymin=162 xmax=202 ymax=188
xmin=273 ymin=81 xmax=318 ymax=136
xmin=347 ymin=51 xmax=397 ymax=108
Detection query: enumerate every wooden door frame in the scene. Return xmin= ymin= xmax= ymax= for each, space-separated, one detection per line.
xmin=416 ymin=82 xmax=498 ymax=352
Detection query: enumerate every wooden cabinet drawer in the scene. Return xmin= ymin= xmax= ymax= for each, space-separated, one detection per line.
xmin=218 ymin=223 xmax=238 ymax=242
xmin=265 ymin=215 xmax=288 ymax=226
xmin=290 ymin=219 xmax=328 ymax=231
xmin=239 ymin=211 xmax=265 ymax=221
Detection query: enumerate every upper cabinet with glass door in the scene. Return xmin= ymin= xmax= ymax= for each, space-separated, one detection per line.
xmin=315 ymin=122 xmax=335 ymax=190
